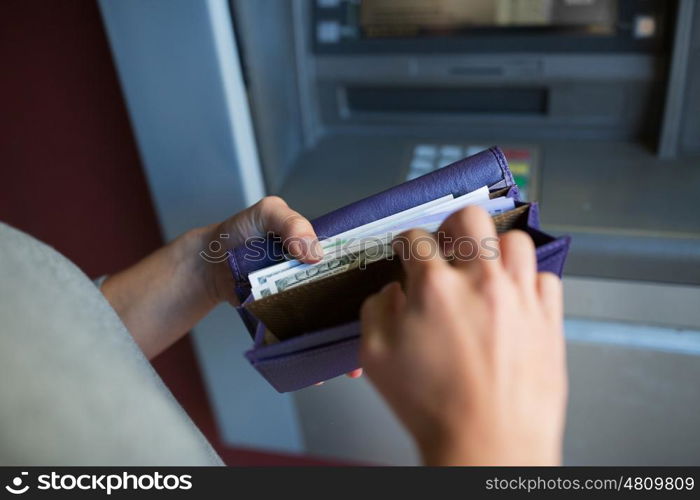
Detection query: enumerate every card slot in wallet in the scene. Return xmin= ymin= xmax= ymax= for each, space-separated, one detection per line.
xmin=246 ymin=204 xmax=531 ymax=341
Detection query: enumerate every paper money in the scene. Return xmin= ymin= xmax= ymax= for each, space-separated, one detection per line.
xmin=252 ymin=238 xmax=395 ymax=298
xmin=249 ymin=187 xmax=515 ymax=299
xmin=247 ymin=193 xmax=457 ymax=289
xmin=247 ymin=188 xmax=493 ymax=290
xmin=376 ymin=196 xmax=515 ymax=237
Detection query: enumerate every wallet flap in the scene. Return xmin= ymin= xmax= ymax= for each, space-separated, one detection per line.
xmin=228 ymin=146 xmax=515 ymax=302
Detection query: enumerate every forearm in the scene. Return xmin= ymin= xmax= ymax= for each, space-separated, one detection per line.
xmin=101 ymin=224 xmax=226 ymax=359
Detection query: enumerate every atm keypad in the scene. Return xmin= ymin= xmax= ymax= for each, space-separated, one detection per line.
xmin=407 ymin=144 xmax=537 ymax=200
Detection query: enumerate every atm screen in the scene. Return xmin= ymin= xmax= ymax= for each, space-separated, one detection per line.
xmin=313 ymin=0 xmax=671 ymax=53
xmin=360 ymin=0 xmax=618 ymax=38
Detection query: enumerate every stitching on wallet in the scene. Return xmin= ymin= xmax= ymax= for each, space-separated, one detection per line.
xmin=230 ymin=250 xmax=245 ymax=285
xmin=256 ymin=337 xmax=359 ymax=366
xmin=489 ymin=147 xmax=515 ymax=187
xmin=537 ymin=253 xmax=565 ymax=275
xmin=253 ymin=322 xmax=360 ymax=356
xmin=535 ymin=238 xmax=568 ymax=256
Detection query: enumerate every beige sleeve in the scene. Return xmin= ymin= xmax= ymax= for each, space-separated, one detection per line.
xmin=0 ymin=223 xmax=223 ymax=466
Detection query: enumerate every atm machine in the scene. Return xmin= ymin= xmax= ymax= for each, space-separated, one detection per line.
xmin=233 ymin=0 xmax=700 ymax=464
xmin=102 ymin=0 xmax=700 ymax=465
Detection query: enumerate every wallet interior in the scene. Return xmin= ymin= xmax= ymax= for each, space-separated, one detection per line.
xmin=246 ymin=204 xmax=531 ymax=341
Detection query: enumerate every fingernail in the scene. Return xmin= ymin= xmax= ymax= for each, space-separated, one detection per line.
xmin=300 ymin=237 xmax=323 ymax=262
xmin=287 ymin=240 xmax=303 ymax=259
xmin=287 ymin=237 xmax=321 ymax=261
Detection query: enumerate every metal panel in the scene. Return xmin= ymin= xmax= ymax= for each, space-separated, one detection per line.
xmin=294 ymin=316 xmax=700 ymax=465
xmin=564 ymin=277 xmax=700 ymax=330
xmin=680 ymin=1 xmax=700 ymax=156
xmin=565 ymin=323 xmax=700 ymax=466
xmin=232 ymin=0 xmax=306 ymax=192
xmin=659 ymin=0 xmax=695 ymax=159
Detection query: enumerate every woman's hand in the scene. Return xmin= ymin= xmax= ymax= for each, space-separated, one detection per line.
xmin=200 ymin=197 xmax=363 ymax=380
xmin=102 ymin=196 xmax=339 ymax=362
xmin=202 ymin=196 xmax=325 ymax=307
xmin=360 ymin=206 xmax=567 ymax=465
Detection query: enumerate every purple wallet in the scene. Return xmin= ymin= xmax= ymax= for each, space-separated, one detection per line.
xmin=227 ymin=147 xmax=571 ymax=392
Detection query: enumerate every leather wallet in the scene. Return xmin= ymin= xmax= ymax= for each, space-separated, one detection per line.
xmin=227 ymin=146 xmax=571 ymax=392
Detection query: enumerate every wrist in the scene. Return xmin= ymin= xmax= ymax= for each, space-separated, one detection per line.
xmin=99 ymin=223 xmax=227 ymax=359
xmin=417 ymin=424 xmax=474 ymax=466
xmin=417 ymin=418 xmax=562 ymax=466
xmin=170 ymin=224 xmax=226 ymax=308
xmin=184 ymin=223 xmax=237 ymax=306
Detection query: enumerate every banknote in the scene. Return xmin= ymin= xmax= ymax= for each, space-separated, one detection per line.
xmin=249 ymin=187 xmax=516 ymax=299
xmin=251 ymin=238 xmax=395 ymax=299
xmin=250 ymin=196 xmax=517 ymax=299
xmin=246 ymin=188 xmax=492 ymax=290
xmin=246 ymin=193 xmax=457 ymax=289
xmin=372 ymin=196 xmax=515 ymax=237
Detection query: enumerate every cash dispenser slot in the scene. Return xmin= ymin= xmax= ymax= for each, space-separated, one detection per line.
xmin=345 ymin=86 xmax=549 ymax=116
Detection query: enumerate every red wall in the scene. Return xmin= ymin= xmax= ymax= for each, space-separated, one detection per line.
xmin=0 ymin=0 xmax=337 ymax=466
xmin=1 ymin=0 xmax=161 ymax=276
